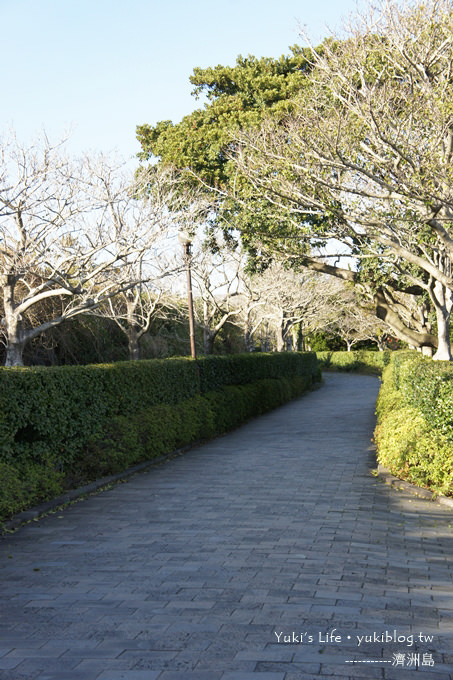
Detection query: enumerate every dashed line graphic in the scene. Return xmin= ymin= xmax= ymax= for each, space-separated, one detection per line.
xmin=345 ymin=660 xmax=392 ymax=664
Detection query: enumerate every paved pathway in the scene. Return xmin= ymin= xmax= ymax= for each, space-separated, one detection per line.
xmin=1 ymin=373 xmax=453 ymax=680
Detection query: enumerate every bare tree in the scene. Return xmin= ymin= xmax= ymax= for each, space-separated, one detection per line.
xmin=323 ymin=286 xmax=391 ymax=351
xmin=244 ymin=262 xmax=345 ymax=351
xmin=233 ymin=0 xmax=453 ymax=358
xmin=190 ymin=245 xmax=246 ymax=354
xmin=0 ymin=132 xmax=182 ymax=366
xmin=103 ymin=281 xmax=163 ymax=361
xmin=236 ymin=275 xmax=266 ymax=352
xmin=93 ymin=165 xmax=214 ymax=361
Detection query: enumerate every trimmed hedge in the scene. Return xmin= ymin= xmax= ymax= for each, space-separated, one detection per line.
xmin=0 ymin=352 xmax=320 ymax=522
xmin=375 ymin=351 xmax=453 ymax=496
xmin=316 ymin=349 xmax=392 ymax=374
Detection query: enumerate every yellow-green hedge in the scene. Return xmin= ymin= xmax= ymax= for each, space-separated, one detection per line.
xmin=316 ymin=350 xmax=392 ymax=374
xmin=375 ymin=352 xmax=453 ymax=496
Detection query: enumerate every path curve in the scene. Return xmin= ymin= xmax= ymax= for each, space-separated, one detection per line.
xmin=1 ymin=373 xmax=453 ymax=679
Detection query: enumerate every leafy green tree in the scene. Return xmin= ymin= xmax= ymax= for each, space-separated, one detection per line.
xmin=233 ymin=0 xmax=453 ymax=358
xmin=136 ymin=49 xmax=320 ymax=254
xmin=136 ymin=32 xmax=438 ymax=354
xmin=137 ymin=49 xmax=312 ymax=187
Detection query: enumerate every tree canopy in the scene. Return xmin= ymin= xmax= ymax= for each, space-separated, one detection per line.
xmin=137 ymin=48 xmax=314 ymax=188
xmin=136 ymin=48 xmax=322 ymax=256
xmin=136 ymin=0 xmax=453 ymax=358
xmin=233 ymin=0 xmax=453 ymax=357
xmin=0 ymin=133 xmax=195 ymax=366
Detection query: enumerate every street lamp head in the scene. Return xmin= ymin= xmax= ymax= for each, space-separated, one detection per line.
xmin=178 ymin=229 xmax=193 ymax=246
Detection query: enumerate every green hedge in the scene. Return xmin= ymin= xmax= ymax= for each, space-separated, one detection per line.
xmin=316 ymin=350 xmax=392 ymax=374
xmin=0 ymin=352 xmax=320 ymax=522
xmin=375 ymin=351 xmax=453 ymax=496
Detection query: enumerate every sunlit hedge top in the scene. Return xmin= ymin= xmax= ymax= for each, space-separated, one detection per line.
xmin=390 ymin=352 xmax=453 ymax=441
xmin=0 ymin=352 xmax=319 ymax=466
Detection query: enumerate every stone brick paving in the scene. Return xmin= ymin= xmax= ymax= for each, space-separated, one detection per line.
xmin=1 ymin=373 xmax=453 ymax=679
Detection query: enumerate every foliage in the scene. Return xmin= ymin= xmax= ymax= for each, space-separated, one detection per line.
xmin=135 ymin=2 xmax=453 ymax=355
xmin=309 ymin=331 xmax=345 ymax=352
xmin=0 ymin=352 xmax=320 ymax=521
xmin=375 ymin=404 xmax=453 ymax=494
xmin=136 ymin=3 xmax=445 ymax=355
xmin=232 ymin=0 xmax=453 ymax=356
xmin=0 ymin=460 xmax=64 ymax=523
xmin=375 ymin=352 xmax=453 ymax=495
xmin=39 ymin=316 xmax=129 ymax=365
xmin=136 ymin=48 xmax=322 ymax=255
xmin=316 ymin=350 xmax=392 ymax=374
xmin=196 ymin=351 xmax=319 ymax=391
xmin=399 ymin=359 xmax=453 ymax=440
xmin=377 ymin=351 xmax=453 ymax=439
xmin=136 ymin=49 xmax=314 ymax=189
xmin=374 ymin=363 xmax=405 ymax=421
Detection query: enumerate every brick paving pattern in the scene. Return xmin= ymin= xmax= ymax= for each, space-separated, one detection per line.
xmin=1 ymin=373 xmax=452 ymax=679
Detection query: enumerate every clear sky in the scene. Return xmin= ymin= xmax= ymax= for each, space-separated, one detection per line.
xmin=1 ymin=0 xmax=361 ymax=164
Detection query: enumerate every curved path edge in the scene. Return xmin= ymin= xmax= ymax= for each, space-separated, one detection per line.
xmin=376 ymin=463 xmax=453 ymax=510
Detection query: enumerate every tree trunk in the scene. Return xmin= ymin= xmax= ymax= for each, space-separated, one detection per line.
xmin=276 ymin=325 xmax=285 ymax=352
xmin=375 ymin=288 xmax=437 ymax=352
xmin=244 ymin=329 xmax=253 ymax=352
xmin=203 ymin=301 xmax=214 ymax=354
xmin=3 ymin=280 xmax=26 ymax=367
xmin=376 ymin=336 xmax=386 ymax=351
xmin=127 ymin=326 xmax=141 ymax=361
xmin=433 ymin=315 xmax=451 ymax=360
xmin=276 ymin=314 xmax=292 ymax=352
xmin=260 ymin=321 xmax=271 ymax=352
xmin=5 ymin=339 xmax=25 ymax=367
xmin=204 ymin=330 xmax=215 ymax=354
xmin=431 ymin=281 xmax=452 ymax=361
xmin=4 ymin=316 xmax=26 ymax=366
xmin=292 ymin=323 xmax=303 ymax=351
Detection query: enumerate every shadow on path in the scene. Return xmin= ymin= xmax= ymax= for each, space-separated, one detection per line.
xmin=0 ymin=373 xmax=452 ymax=679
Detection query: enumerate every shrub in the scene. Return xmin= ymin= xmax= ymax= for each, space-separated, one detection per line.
xmin=316 ymin=350 xmax=392 ymax=374
xmin=375 ymin=405 xmax=453 ymax=495
xmin=75 ymin=377 xmax=312 ymax=485
xmin=375 ymin=364 xmax=405 ymax=421
xmin=0 ymin=460 xmax=64 ymax=521
xmin=0 ymin=352 xmax=320 ymax=522
xmin=374 ymin=351 xmax=453 ymax=496
xmin=76 ymin=415 xmax=142 ymax=483
xmin=316 ymin=351 xmax=333 ymax=370
xmin=0 ymin=463 xmax=25 ymax=520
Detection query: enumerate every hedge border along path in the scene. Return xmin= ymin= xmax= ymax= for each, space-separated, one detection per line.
xmin=374 ymin=350 xmax=453 ymax=499
xmin=376 ymin=463 xmax=453 ymax=510
xmin=316 ymin=350 xmax=453 ymax=508
xmin=1 ymin=445 xmax=195 ymax=534
xmin=316 ymin=348 xmax=392 ymax=374
xmin=316 ymin=349 xmax=453 ymax=504
xmin=0 ymin=352 xmax=320 ymax=526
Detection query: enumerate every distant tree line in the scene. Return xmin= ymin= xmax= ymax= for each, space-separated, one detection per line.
xmin=0 ymin=233 xmax=394 ymax=366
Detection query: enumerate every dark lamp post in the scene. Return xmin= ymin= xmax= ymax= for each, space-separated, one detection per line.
xmin=178 ymin=230 xmax=197 ymax=359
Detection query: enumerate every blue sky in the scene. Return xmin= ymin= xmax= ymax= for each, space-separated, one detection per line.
xmin=1 ymin=0 xmax=361 ymax=164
